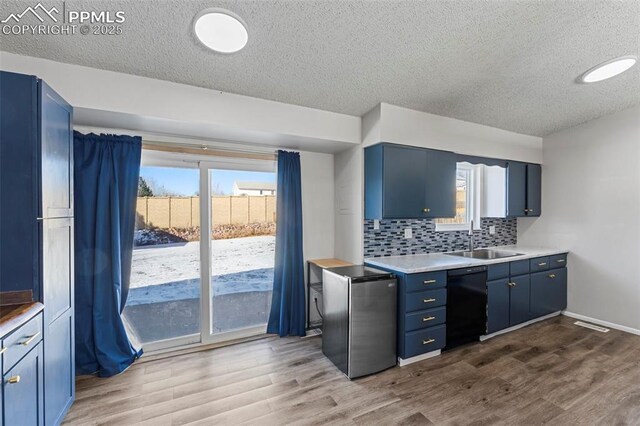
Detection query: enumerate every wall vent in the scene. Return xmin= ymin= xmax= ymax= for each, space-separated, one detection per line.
xmin=574 ymin=321 xmax=610 ymax=333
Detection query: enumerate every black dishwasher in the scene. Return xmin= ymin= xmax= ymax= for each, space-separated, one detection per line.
xmin=445 ymin=266 xmax=487 ymax=350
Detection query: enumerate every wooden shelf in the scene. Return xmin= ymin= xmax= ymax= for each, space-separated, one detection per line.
xmin=307 ymin=258 xmax=353 ymax=269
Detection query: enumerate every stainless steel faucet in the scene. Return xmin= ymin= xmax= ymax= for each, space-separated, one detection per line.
xmin=468 ymin=219 xmax=475 ymax=251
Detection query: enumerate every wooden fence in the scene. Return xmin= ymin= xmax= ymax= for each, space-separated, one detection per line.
xmin=136 ymin=196 xmax=276 ymax=228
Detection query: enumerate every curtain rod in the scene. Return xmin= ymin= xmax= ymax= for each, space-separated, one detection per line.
xmin=142 ymin=140 xmax=278 ymax=162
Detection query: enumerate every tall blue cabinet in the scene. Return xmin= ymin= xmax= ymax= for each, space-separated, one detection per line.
xmin=0 ymin=71 xmax=75 ymax=425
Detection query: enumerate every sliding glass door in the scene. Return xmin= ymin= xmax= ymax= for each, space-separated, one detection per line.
xmin=200 ymin=159 xmax=277 ymax=344
xmin=123 ymin=152 xmax=276 ymax=351
xmin=123 ymin=166 xmax=201 ymax=350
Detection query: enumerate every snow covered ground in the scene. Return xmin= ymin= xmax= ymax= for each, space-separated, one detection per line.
xmin=127 ymin=235 xmax=275 ymax=305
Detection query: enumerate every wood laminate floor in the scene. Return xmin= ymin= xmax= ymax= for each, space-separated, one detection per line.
xmin=65 ymin=316 xmax=640 ymax=425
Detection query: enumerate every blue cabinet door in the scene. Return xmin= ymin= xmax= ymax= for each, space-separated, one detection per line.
xmin=487 ymin=278 xmax=510 ymax=334
xmin=506 ymin=161 xmax=527 ymax=217
xmin=509 ymin=274 xmax=530 ymax=326
xmin=548 ymin=267 xmax=567 ymax=312
xmin=530 ymin=268 xmax=567 ymax=317
xmin=0 ymin=72 xmax=40 ymax=299
xmin=526 ymin=164 xmax=541 ymax=216
xmin=3 ymin=343 xmax=44 ymax=426
xmin=39 ymin=81 xmax=75 ymax=426
xmin=382 ymin=145 xmax=429 ymax=218
xmin=424 ymin=149 xmax=456 ymax=218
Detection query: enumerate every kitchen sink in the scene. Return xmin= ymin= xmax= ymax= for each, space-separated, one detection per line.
xmin=445 ymin=249 xmax=522 ymax=260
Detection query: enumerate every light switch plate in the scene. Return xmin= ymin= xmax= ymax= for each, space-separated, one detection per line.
xmin=489 ymin=225 xmax=496 ymax=235
xmin=373 ymin=219 xmax=380 ymax=230
xmin=404 ymin=228 xmax=413 ymax=239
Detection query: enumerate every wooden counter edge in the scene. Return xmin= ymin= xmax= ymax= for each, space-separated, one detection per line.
xmin=0 ymin=302 xmax=44 ymax=339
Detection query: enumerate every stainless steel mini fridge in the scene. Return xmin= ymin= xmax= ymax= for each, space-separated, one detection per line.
xmin=322 ymin=266 xmax=397 ymax=379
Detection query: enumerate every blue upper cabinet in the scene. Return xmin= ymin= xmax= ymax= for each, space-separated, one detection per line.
xmin=526 ymin=164 xmax=541 ymax=217
xmin=506 ymin=161 xmax=542 ymax=217
xmin=365 ymin=143 xmax=456 ymax=219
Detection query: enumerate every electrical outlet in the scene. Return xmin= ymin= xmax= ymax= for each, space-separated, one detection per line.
xmin=489 ymin=225 xmax=496 ymax=235
xmin=373 ymin=219 xmax=380 ymax=230
xmin=404 ymin=228 xmax=413 ymax=239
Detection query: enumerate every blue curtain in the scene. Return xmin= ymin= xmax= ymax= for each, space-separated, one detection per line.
xmin=74 ymin=132 xmax=143 ymax=377
xmin=267 ymin=150 xmax=306 ymax=337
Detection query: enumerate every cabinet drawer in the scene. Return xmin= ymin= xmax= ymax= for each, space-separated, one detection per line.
xmin=405 ymin=289 xmax=447 ymax=312
xmin=2 ymin=312 xmax=43 ymax=374
xmin=403 ymin=325 xmax=446 ymax=358
xmin=510 ymin=259 xmax=530 ymax=276
xmin=530 ymin=256 xmax=550 ymax=273
xmin=549 ymin=253 xmax=567 ymax=267
xmin=404 ymin=307 xmax=446 ymax=332
xmin=405 ymin=271 xmax=446 ymax=292
xmin=487 ymin=263 xmax=509 ymax=280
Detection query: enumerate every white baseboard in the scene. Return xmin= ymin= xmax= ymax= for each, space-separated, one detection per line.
xmin=398 ymin=349 xmax=441 ymax=366
xmin=562 ymin=311 xmax=640 ymax=336
xmin=480 ymin=311 xmax=561 ymax=341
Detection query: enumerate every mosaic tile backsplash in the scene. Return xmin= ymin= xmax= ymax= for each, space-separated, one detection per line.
xmin=364 ymin=218 xmax=517 ymax=258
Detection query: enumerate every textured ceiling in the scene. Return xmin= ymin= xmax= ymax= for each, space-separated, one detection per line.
xmin=1 ymin=0 xmax=639 ymax=136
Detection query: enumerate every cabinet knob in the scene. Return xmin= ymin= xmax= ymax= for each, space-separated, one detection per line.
xmin=529 ymin=209 xmax=534 ymax=212
xmin=508 ymin=282 xmax=517 ymax=287
xmin=423 ymin=208 xmax=430 ymax=213
xmin=7 ymin=376 xmax=20 ymax=384
xmin=0 ymin=347 xmax=6 ymax=355
xmin=524 ymin=209 xmax=529 ymax=212
xmin=548 ymin=274 xmax=556 ymax=279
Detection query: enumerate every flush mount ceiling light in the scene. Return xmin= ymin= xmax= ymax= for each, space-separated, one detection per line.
xmin=194 ymin=8 xmax=248 ymax=53
xmin=579 ymin=55 xmax=637 ymax=83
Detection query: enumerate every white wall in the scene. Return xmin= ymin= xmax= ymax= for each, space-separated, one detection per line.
xmin=0 ymin=52 xmax=360 ymax=153
xmin=334 ymin=146 xmax=364 ymax=264
xmin=518 ymin=105 xmax=640 ymax=332
xmin=371 ymin=103 xmax=543 ymax=163
xmin=301 ymin=151 xmax=335 ymax=262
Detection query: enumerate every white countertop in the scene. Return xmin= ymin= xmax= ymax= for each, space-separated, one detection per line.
xmin=364 ymin=245 xmax=568 ymax=274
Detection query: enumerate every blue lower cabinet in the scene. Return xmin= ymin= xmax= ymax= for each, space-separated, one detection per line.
xmin=487 ymin=279 xmax=510 ymax=334
xmin=3 ymin=342 xmax=44 ymax=426
xmin=530 ymin=267 xmax=567 ymax=317
xmin=405 ymin=288 xmax=447 ymax=312
xmin=404 ymin=307 xmax=446 ymax=332
xmin=403 ymin=325 xmax=446 ymax=358
xmin=509 ymin=274 xmax=531 ymax=326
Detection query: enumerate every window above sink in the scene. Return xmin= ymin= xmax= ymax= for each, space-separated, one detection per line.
xmin=435 ymin=162 xmax=506 ymax=232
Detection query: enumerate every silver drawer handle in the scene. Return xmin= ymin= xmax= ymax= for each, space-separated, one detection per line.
xmin=7 ymin=376 xmax=20 ymax=384
xmin=21 ymin=332 xmax=40 ymax=346
xmin=548 ymin=274 xmax=556 ymax=279
xmin=556 ymin=259 xmax=565 ymax=263
xmin=423 ymin=279 xmax=437 ymax=284
xmin=422 ymin=339 xmax=435 ymax=345
xmin=423 ymin=298 xmax=436 ymax=303
xmin=0 ymin=347 xmax=6 ymax=355
xmin=538 ymin=262 xmax=547 ymax=266
xmin=422 ymin=316 xmax=436 ymax=322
